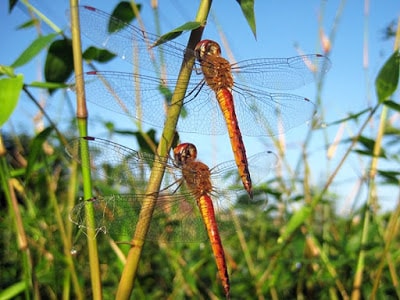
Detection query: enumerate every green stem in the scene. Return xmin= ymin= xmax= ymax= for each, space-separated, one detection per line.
xmin=278 ymin=104 xmax=379 ymax=244
xmin=68 ymin=2 xmax=102 ymax=299
xmin=0 ymin=135 xmax=34 ymax=299
xmin=115 ymin=1 xmax=213 ymax=299
xmin=351 ymin=105 xmax=387 ymax=300
xmin=45 ymin=168 xmax=83 ymax=299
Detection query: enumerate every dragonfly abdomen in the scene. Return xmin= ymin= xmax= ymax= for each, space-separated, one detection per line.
xmin=216 ymin=88 xmax=252 ymax=198
xmin=197 ymin=194 xmax=230 ymax=298
xmin=194 ymin=40 xmax=252 ymax=198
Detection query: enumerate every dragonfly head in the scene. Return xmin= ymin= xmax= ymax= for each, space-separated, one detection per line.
xmin=173 ymin=143 xmax=198 ymax=166
xmin=194 ymin=40 xmax=222 ymax=61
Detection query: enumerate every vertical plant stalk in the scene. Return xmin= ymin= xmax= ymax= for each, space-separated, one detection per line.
xmin=370 ymin=21 xmax=400 ymax=299
xmin=230 ymin=209 xmax=264 ymax=298
xmin=68 ymin=2 xmax=102 ymax=299
xmin=44 ymin=169 xmax=83 ymax=299
xmin=370 ymin=193 xmax=400 ymax=298
xmin=352 ymin=18 xmax=400 ymax=300
xmin=0 ymin=135 xmax=37 ymax=299
xmin=116 ymin=1 xmax=213 ymax=299
xmin=278 ymin=104 xmax=379 ymax=244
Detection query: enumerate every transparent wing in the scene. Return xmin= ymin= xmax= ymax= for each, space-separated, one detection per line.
xmin=231 ymin=54 xmax=331 ymax=90
xmin=72 ymin=6 xmax=330 ymax=137
xmin=78 ymin=71 xmax=317 ymax=136
xmin=74 ymin=5 xmax=191 ymax=77
xmin=67 ymin=137 xmax=276 ymax=242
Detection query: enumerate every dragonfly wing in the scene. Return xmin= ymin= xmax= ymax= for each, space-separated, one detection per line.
xmin=76 ymin=71 xmax=228 ymax=135
xmin=66 ymin=136 xmax=180 ymax=192
xmin=231 ymin=54 xmax=331 ymax=90
xmin=231 ymin=86 xmax=316 ymax=136
xmin=76 ymin=71 xmax=317 ymax=138
xmin=177 ymin=88 xmax=228 ymax=135
xmin=150 ymin=193 xmax=210 ymax=242
xmin=69 ymin=195 xmax=146 ymax=238
xmin=210 ymin=150 xmax=278 ymax=190
xmin=79 ymin=71 xmax=173 ymax=130
xmin=70 ymin=193 xmax=212 ymax=243
xmin=76 ymin=5 xmax=191 ymax=78
xmin=67 ymin=137 xmax=212 ymax=242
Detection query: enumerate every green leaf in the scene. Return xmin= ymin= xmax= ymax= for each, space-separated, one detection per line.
xmin=357 ymin=135 xmax=376 ymax=150
xmin=17 ymin=19 xmax=39 ymax=30
xmin=152 ymin=22 xmax=203 ymax=47
xmin=109 ymin=1 xmax=141 ymax=33
xmin=236 ymin=0 xmax=257 ymax=38
xmin=354 ymin=135 xmax=387 ymax=158
xmin=383 ymin=99 xmax=400 ymax=111
xmin=0 ymin=280 xmax=27 ymax=299
xmin=9 ymin=0 xmax=18 ymax=13
xmin=27 ymin=81 xmax=69 ymax=89
xmin=134 ymin=129 xmax=158 ymax=154
xmin=353 ymin=149 xmax=386 ymax=158
xmin=383 ymin=123 xmax=400 ymax=136
xmin=278 ymin=205 xmax=312 ymax=244
xmin=11 ymin=33 xmax=58 ymax=68
xmin=377 ymin=169 xmax=400 ymax=185
xmin=325 ymin=108 xmax=371 ymax=126
xmin=25 ymin=127 xmax=54 ymax=180
xmin=158 ymin=84 xmax=188 ymax=118
xmin=375 ymin=51 xmax=400 ymax=103
xmin=158 ymin=84 xmax=173 ymax=103
xmin=0 ymin=74 xmax=24 ymax=128
xmin=0 ymin=65 xmax=16 ymax=77
xmin=44 ymin=39 xmax=74 ymax=92
xmin=83 ymin=46 xmax=116 ymax=63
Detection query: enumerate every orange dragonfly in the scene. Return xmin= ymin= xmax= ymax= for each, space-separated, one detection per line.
xmin=72 ymin=6 xmax=330 ymax=198
xmin=68 ymin=136 xmax=277 ymax=298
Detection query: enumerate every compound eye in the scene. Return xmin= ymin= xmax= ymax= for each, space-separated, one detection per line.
xmin=173 ymin=143 xmax=197 ymax=165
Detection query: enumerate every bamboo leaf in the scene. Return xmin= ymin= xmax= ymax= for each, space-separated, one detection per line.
xmin=11 ymin=33 xmax=58 ymax=68
xmin=354 ymin=135 xmax=387 ymax=158
xmin=375 ymin=51 xmax=400 ymax=103
xmin=0 ymin=281 xmax=27 ymax=299
xmin=236 ymin=0 xmax=256 ymax=38
xmin=0 ymin=65 xmax=16 ymax=77
xmin=325 ymin=108 xmax=371 ymax=126
xmin=383 ymin=99 xmax=400 ymax=111
xmin=152 ymin=22 xmax=203 ymax=47
xmin=27 ymin=81 xmax=69 ymax=89
xmin=44 ymin=39 xmax=74 ymax=92
xmin=109 ymin=1 xmax=141 ymax=33
xmin=8 ymin=0 xmax=18 ymax=13
xmin=83 ymin=46 xmax=116 ymax=63
xmin=25 ymin=127 xmax=54 ymax=180
xmin=0 ymin=75 xmax=23 ymax=128
xmin=17 ymin=19 xmax=38 ymax=30
xmin=278 ymin=205 xmax=312 ymax=244
xmin=377 ymin=169 xmax=400 ymax=185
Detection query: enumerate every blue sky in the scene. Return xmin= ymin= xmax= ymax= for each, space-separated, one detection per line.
xmin=1 ymin=1 xmax=399 ymax=211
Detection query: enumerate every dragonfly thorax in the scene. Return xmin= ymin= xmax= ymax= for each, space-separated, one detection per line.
xmin=201 ymin=57 xmax=233 ymax=91
xmin=181 ymin=161 xmax=213 ymax=196
xmin=194 ymin=40 xmax=234 ymax=91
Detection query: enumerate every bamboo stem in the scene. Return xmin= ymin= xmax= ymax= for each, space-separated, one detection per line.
xmin=68 ymin=2 xmax=102 ymax=299
xmin=116 ymin=1 xmax=213 ymax=298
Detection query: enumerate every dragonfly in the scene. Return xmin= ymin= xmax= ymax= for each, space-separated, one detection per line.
xmin=67 ymin=136 xmax=277 ymax=299
xmin=71 ymin=5 xmax=331 ymax=198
